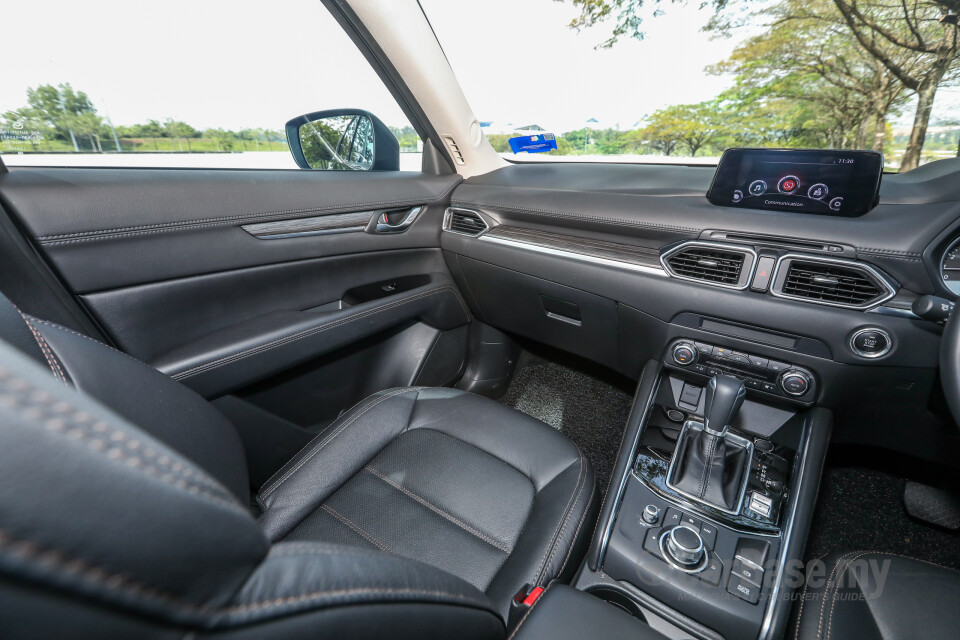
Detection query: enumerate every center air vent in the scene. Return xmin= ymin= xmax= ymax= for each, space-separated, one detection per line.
xmin=444 ymin=208 xmax=489 ymax=236
xmin=660 ymin=242 xmax=756 ymax=290
xmin=771 ymin=256 xmax=896 ymax=309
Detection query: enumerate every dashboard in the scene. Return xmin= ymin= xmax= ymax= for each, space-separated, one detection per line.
xmin=440 ymin=155 xmax=960 ymax=466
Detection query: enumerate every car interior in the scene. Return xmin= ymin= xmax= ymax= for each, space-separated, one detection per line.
xmin=2 ymin=1 xmax=960 ymax=639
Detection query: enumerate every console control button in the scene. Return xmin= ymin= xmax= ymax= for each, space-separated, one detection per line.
xmin=766 ymin=360 xmax=789 ymax=373
xmin=780 ymin=371 xmax=811 ymax=396
xmin=664 ymin=526 xmax=705 ymax=567
xmin=748 ymin=355 xmax=769 ymax=368
xmin=694 ymin=342 xmax=714 ymax=355
xmin=642 ymin=504 xmax=660 ymax=525
xmin=699 ymin=556 xmax=724 ymax=585
xmin=663 ymin=508 xmax=683 ymax=528
xmin=748 ymin=492 xmax=773 ymax=518
xmin=672 ymin=343 xmax=697 ymax=365
xmin=643 ymin=528 xmax=664 ymax=560
xmin=699 ymin=522 xmax=718 ymax=549
xmin=761 ymin=382 xmax=778 ymax=393
xmin=728 ymin=574 xmax=761 ymax=604
xmin=732 ymin=557 xmax=764 ymax=586
xmin=680 ymin=513 xmax=700 ymax=530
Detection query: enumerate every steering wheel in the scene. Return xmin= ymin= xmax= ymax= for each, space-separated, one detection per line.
xmin=940 ymin=308 xmax=960 ymax=426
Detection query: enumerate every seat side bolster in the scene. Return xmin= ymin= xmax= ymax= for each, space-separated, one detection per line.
xmin=256 ymin=387 xmax=425 ymax=541
xmin=216 ymin=542 xmax=502 ymax=630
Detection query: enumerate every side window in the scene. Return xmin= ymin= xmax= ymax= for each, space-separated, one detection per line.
xmin=0 ymin=0 xmax=420 ymax=170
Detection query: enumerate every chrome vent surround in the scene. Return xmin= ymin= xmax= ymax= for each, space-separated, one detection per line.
xmin=771 ymin=255 xmax=896 ymax=309
xmin=660 ymin=241 xmax=757 ymax=290
xmin=443 ymin=207 xmax=489 ymax=236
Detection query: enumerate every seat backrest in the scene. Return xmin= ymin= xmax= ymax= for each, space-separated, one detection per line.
xmin=0 ymin=336 xmax=270 ymax=636
xmin=0 ymin=291 xmax=251 ymax=500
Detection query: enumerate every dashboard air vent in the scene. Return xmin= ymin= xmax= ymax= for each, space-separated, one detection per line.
xmin=773 ymin=257 xmax=895 ymax=309
xmin=445 ymin=208 xmax=489 ymax=236
xmin=663 ymin=244 xmax=751 ymax=288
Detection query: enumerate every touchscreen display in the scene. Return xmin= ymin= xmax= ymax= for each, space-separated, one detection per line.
xmin=706 ymin=148 xmax=883 ymax=217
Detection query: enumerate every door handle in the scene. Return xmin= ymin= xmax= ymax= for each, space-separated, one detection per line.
xmin=368 ymin=206 xmax=423 ymax=234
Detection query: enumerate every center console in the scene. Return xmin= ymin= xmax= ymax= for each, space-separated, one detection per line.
xmin=573 ymin=346 xmax=832 ymax=640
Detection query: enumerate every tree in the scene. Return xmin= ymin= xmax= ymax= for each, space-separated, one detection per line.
xmin=14 ymin=83 xmax=99 ymax=151
xmin=712 ymin=1 xmax=910 ymax=152
xmin=70 ymin=111 xmax=105 ymax=151
xmin=829 ymin=0 xmax=959 ymax=169
xmin=206 ymin=128 xmax=236 ymax=152
xmin=164 ymin=119 xmax=198 ymax=151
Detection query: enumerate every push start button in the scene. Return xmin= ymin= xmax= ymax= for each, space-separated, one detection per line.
xmin=850 ymin=328 xmax=892 ymax=358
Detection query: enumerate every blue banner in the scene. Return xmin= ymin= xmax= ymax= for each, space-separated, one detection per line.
xmin=508 ymin=133 xmax=558 ymax=154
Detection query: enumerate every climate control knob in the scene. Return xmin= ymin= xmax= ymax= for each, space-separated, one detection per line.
xmin=779 ymin=370 xmax=811 ymax=397
xmin=664 ymin=526 xmax=705 ymax=567
xmin=672 ymin=342 xmax=698 ymax=366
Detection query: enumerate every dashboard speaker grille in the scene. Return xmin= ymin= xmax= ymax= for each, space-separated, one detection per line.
xmin=446 ymin=209 xmax=489 ymax=236
xmin=665 ymin=247 xmax=746 ymax=286
xmin=780 ymin=260 xmax=885 ymax=307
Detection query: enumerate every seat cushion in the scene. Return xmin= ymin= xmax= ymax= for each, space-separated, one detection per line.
xmin=256 ymin=387 xmax=597 ymax=619
xmin=794 ymin=551 xmax=960 ymax=640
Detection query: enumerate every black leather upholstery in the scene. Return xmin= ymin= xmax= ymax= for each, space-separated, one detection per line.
xmin=0 ymin=291 xmax=597 ymax=637
xmin=258 ymin=387 xmax=598 ymax=618
xmin=510 ymin=585 xmax=668 ymax=640
xmin=668 ymin=426 xmax=749 ymax=512
xmin=794 ymin=551 xmax=960 ymax=640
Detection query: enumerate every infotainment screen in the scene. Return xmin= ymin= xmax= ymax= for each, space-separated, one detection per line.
xmin=706 ymin=148 xmax=883 ymax=217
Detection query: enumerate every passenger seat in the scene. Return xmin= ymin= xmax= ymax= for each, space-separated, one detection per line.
xmin=0 ymin=291 xmax=596 ymax=637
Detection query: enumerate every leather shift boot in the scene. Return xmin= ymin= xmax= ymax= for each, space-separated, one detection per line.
xmin=669 ymin=427 xmax=750 ymax=511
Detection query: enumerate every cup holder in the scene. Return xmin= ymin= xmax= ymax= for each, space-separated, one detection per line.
xmin=584 ymin=586 xmax=648 ymax=623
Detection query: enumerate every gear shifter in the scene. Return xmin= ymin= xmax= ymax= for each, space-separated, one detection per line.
xmin=667 ymin=375 xmax=752 ymax=513
xmin=703 ymin=375 xmax=746 ymax=435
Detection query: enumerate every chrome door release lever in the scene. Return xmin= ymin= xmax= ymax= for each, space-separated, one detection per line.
xmin=368 ymin=206 xmax=423 ymax=233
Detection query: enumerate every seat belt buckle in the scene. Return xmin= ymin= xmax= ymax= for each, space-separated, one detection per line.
xmin=508 ymin=584 xmax=544 ymax=627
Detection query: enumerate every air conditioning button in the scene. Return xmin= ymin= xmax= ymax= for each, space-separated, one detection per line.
xmin=779 ymin=371 xmax=811 ymax=396
xmin=672 ymin=343 xmax=698 ymax=366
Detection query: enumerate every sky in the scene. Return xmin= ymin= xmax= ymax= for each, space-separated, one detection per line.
xmin=2 ymin=0 xmax=957 ymax=133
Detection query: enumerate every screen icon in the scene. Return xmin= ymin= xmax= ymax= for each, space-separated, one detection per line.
xmin=808 ymin=183 xmax=828 ymax=200
xmin=748 ymin=180 xmax=767 ymax=196
xmin=777 ymin=175 xmax=800 ymax=194
xmin=828 ymin=197 xmax=843 ymax=212
xmin=732 ymin=190 xmax=743 ymax=203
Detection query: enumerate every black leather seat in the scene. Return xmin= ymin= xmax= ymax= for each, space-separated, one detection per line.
xmin=0 ymin=293 xmax=596 ymax=638
xmin=794 ymin=551 xmax=960 ymax=640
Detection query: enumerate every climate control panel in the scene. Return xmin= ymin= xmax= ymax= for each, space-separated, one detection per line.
xmin=664 ymin=339 xmax=816 ymax=403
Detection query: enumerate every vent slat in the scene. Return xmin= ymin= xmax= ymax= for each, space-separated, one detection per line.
xmin=666 ymin=247 xmax=745 ymax=286
xmin=780 ymin=260 xmax=885 ymax=307
xmin=447 ymin=211 xmax=487 ymax=236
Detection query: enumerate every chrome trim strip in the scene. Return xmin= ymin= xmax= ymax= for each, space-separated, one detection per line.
xmin=769 ymin=253 xmax=898 ymax=310
xmin=758 ymin=413 xmax=814 ymax=640
xmin=596 ymin=374 xmax=663 ymax=568
xmin=632 ymin=472 xmax=780 ymax=538
xmin=659 ymin=240 xmax=759 ymax=290
xmin=477 ymin=234 xmax=667 ymax=277
xmin=664 ymin=420 xmax=754 ymax=516
xmin=442 ymin=207 xmax=490 ymax=236
xmin=242 ymin=211 xmax=373 ymax=239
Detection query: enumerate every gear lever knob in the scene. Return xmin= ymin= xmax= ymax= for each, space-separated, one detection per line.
xmin=703 ymin=375 xmax=746 ymax=435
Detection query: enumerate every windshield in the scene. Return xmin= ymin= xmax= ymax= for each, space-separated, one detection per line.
xmin=421 ymin=0 xmax=960 ymax=172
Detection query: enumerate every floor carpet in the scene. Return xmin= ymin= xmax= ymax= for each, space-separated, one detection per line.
xmin=499 ymin=351 xmax=633 ymax=491
xmin=805 ymin=466 xmax=960 ymax=570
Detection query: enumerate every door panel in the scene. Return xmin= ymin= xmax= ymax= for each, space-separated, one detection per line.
xmin=0 ymin=166 xmax=469 ymax=434
xmin=0 ymin=168 xmax=461 ymax=291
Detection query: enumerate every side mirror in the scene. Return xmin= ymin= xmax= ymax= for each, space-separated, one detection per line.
xmin=285 ymin=109 xmax=399 ymax=171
